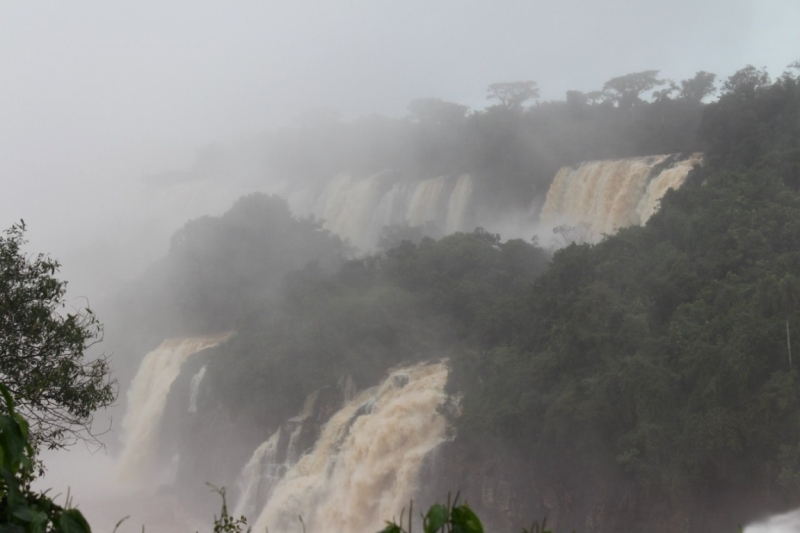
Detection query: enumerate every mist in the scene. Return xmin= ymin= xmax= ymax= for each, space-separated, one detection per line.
xmin=3 ymin=2 xmax=800 ymax=533
xmin=3 ymin=0 xmax=799 ymax=285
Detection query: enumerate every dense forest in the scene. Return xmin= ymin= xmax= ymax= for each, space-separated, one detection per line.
xmin=99 ymin=62 xmax=799 ymax=532
xmin=3 ymin=61 xmax=789 ymax=533
xmin=161 ymin=69 xmax=711 ymax=221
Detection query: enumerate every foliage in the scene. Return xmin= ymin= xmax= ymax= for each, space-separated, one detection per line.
xmin=0 ymin=383 xmax=93 ymax=533
xmin=118 ymin=193 xmax=350 ymax=337
xmin=602 ymin=70 xmax=665 ymax=109
xmin=379 ymin=497 xmax=559 ymax=533
xmin=379 ymin=498 xmax=485 ymax=533
xmin=0 ymin=222 xmax=114 ymax=449
xmin=165 ymin=68 xmax=709 ymax=215
xmin=487 ymin=82 xmax=540 ymax=111
xmin=679 ymin=71 xmax=717 ymax=102
xmin=699 ymin=64 xmax=800 ymax=173
xmin=201 ymin=230 xmax=549 ymax=432
xmin=408 ymin=99 xmax=470 ymax=127
xmin=203 ymin=485 xmax=249 ymax=533
xmin=446 ymin=63 xmax=800 ymax=530
xmin=133 ymin=61 xmax=800 ymax=530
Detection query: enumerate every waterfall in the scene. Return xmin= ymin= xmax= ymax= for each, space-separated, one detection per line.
xmin=188 ymin=365 xmax=206 ymax=414
xmin=232 ymin=430 xmax=281 ymax=520
xmin=317 ymin=173 xmax=389 ymax=249
xmin=445 ymin=174 xmax=473 ymax=234
xmin=238 ymin=362 xmax=447 ymax=533
xmin=540 ymin=153 xmax=702 ymax=236
xmin=308 ymin=174 xmax=473 ymax=250
xmin=635 ymin=153 xmax=703 ymax=222
xmin=406 ymin=176 xmax=448 ymax=227
xmin=744 ymin=509 xmax=800 ymax=532
xmin=232 ymin=389 xmax=321 ymax=518
xmin=116 ymin=333 xmax=233 ymax=482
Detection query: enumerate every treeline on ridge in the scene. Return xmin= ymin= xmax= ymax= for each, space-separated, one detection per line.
xmin=163 ymin=68 xmax=716 ymax=213
xmin=132 ymin=63 xmax=800 ymax=532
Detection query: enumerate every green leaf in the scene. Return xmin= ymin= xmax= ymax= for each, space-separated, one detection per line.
xmin=29 ymin=511 xmax=49 ymax=533
xmin=11 ymin=505 xmax=37 ymax=522
xmin=0 ymin=523 xmax=25 ymax=533
xmin=58 ymin=509 xmax=92 ymax=533
xmin=0 ymin=384 xmax=16 ymax=414
xmin=376 ymin=523 xmax=403 ymax=533
xmin=450 ymin=505 xmax=483 ymax=533
xmin=423 ymin=503 xmax=448 ymax=533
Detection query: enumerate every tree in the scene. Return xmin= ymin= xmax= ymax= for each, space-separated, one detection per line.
xmin=0 ymin=384 xmax=94 ymax=533
xmin=602 ymin=70 xmax=664 ymax=109
xmin=0 ymin=222 xmax=115 ymax=449
xmin=408 ymin=98 xmax=469 ymax=127
xmin=652 ymin=80 xmax=678 ymax=102
xmin=486 ymin=81 xmax=539 ymax=110
xmin=721 ymin=65 xmax=770 ymax=98
xmin=679 ymin=71 xmax=717 ymax=102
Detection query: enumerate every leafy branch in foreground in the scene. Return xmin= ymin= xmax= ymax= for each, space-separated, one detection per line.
xmin=378 ymin=494 xmax=555 ymax=533
xmin=0 ymin=221 xmax=116 ymax=450
xmin=203 ymin=484 xmax=249 ymax=533
xmin=0 ymin=383 xmax=92 ymax=533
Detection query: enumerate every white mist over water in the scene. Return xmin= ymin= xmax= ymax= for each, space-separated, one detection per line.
xmin=445 ymin=174 xmax=473 ymax=234
xmin=292 ymin=174 xmax=474 ymax=249
xmin=188 ymin=365 xmax=207 ymax=414
xmin=540 ymin=153 xmax=702 ymax=237
xmin=32 ymin=335 xmax=234 ymax=533
xmin=35 ymin=152 xmax=715 ymax=533
xmin=232 ymin=390 xmax=320 ymax=519
xmin=236 ymin=362 xmax=448 ymax=533
xmin=116 ymin=333 xmax=233 ymax=482
xmin=745 ymin=510 xmax=800 ymax=533
xmin=233 ymin=431 xmax=282 ymax=520
xmin=287 ymin=154 xmax=700 ymax=252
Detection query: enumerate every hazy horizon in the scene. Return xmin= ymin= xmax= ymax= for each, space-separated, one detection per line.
xmin=2 ymin=0 xmax=799 ymax=295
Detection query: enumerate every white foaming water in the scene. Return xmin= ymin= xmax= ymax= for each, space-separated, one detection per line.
xmin=406 ymin=176 xmax=448 ymax=227
xmin=242 ymin=362 xmax=447 ymax=533
xmin=188 ymin=365 xmax=207 ymax=414
xmin=116 ymin=333 xmax=233 ymax=482
xmin=298 ymin=174 xmax=474 ymax=250
xmin=745 ymin=509 xmax=800 ymax=533
xmin=316 ymin=173 xmax=388 ymax=249
xmin=540 ymin=153 xmax=702 ymax=237
xmin=636 ymin=153 xmax=703 ymax=222
xmin=233 ymin=390 xmax=320 ymax=519
xmin=233 ymin=430 xmax=282 ymax=520
xmin=445 ymin=174 xmax=473 ymax=234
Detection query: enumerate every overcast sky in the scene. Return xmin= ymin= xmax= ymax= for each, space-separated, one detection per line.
xmin=1 ymin=0 xmax=799 ymax=292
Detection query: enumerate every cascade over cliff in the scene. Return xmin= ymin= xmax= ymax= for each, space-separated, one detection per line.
xmin=242 ymin=363 xmax=448 ymax=533
xmin=113 ymin=152 xmax=703 ymax=530
xmin=116 ymin=333 xmax=233 ymax=482
xmin=291 ymin=173 xmax=474 ymax=249
xmin=540 ymin=153 xmax=702 ymax=236
xmin=287 ymin=153 xmax=700 ymax=250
